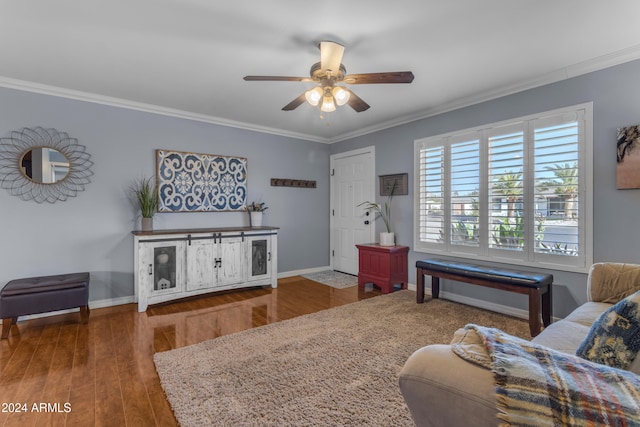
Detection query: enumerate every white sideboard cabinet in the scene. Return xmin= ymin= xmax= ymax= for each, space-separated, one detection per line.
xmin=133 ymin=227 xmax=278 ymax=312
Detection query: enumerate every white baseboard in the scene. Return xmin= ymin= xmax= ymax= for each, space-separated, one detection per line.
xmin=4 ymin=277 xmax=552 ymax=325
xmin=407 ymin=283 xmax=562 ymax=322
xmin=278 ymin=266 xmax=332 ymax=279
xmin=0 ymin=296 xmax=136 ymax=324
xmin=406 ymin=282 xmax=529 ymax=320
xmin=438 ymin=290 xmax=529 ymax=320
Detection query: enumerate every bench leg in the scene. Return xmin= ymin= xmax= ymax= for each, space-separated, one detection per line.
xmin=528 ymin=289 xmax=542 ymax=337
xmin=542 ymin=285 xmax=552 ymax=327
xmin=1 ymin=317 xmax=16 ymax=339
xmin=80 ymin=306 xmax=90 ymax=324
xmin=417 ymin=268 xmax=425 ymax=303
xmin=431 ymin=277 xmax=440 ymax=299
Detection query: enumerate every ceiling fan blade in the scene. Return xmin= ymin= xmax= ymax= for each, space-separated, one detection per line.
xmin=345 ymin=89 xmax=370 ymax=112
xmin=320 ymin=41 xmax=345 ymax=75
xmin=343 ymin=71 xmax=414 ymax=84
xmin=244 ymin=76 xmax=311 ymax=82
xmin=282 ymin=93 xmax=307 ymax=111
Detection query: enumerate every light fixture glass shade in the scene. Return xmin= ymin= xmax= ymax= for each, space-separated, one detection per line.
xmin=321 ymin=93 xmax=336 ymax=112
xmin=332 ymin=86 xmax=350 ymax=106
xmin=305 ymin=87 xmax=323 ymax=106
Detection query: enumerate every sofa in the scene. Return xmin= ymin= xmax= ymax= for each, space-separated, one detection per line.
xmin=399 ymin=262 xmax=640 ymax=427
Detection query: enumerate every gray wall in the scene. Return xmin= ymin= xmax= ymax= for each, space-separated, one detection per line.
xmin=3 ymin=57 xmax=639 ymax=316
xmin=332 ymin=59 xmax=640 ymax=318
xmin=0 ymin=87 xmax=330 ymax=302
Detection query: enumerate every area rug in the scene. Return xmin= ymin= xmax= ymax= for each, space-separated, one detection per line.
xmin=300 ymin=270 xmax=358 ymax=289
xmin=154 ymin=291 xmax=530 ymax=426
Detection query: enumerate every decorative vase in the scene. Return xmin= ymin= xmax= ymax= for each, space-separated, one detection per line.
xmin=379 ymin=232 xmax=395 ymax=247
xmin=141 ymin=217 xmax=153 ymax=231
xmin=250 ymin=211 xmax=263 ymax=227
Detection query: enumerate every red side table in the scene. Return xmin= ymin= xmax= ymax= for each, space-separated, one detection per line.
xmin=356 ymin=244 xmax=409 ymax=294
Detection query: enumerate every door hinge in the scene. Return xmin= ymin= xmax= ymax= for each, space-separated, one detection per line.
xmin=332 ymin=209 xmax=334 ymax=216
xmin=331 ymin=168 xmax=335 ymax=176
xmin=332 ymin=250 xmax=335 ymax=256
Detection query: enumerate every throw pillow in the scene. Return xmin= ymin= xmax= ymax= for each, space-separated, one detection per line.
xmin=576 ymin=290 xmax=640 ymax=370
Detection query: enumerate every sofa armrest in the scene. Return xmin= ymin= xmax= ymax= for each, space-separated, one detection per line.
xmin=588 ymin=262 xmax=640 ymax=303
xmin=399 ymin=345 xmax=498 ymax=427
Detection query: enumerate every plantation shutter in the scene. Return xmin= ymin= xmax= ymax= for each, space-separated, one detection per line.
xmin=418 ymin=145 xmax=444 ymax=245
xmin=449 ymin=136 xmax=480 ymax=248
xmin=487 ymin=124 xmax=525 ymax=252
xmin=414 ymin=103 xmax=591 ymax=272
xmin=533 ymin=112 xmax=581 ymax=259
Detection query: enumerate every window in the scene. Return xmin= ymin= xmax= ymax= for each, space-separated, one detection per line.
xmin=414 ymin=103 xmax=593 ymax=272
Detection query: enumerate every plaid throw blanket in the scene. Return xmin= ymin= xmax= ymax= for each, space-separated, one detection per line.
xmin=465 ymin=325 xmax=640 ymax=427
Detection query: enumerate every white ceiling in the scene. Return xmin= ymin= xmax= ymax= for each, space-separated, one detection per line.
xmin=2 ymin=1 xmax=640 ymax=143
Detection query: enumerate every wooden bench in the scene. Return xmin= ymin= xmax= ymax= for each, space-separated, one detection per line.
xmin=0 ymin=272 xmax=90 ymax=339
xmin=416 ymin=259 xmax=552 ymax=336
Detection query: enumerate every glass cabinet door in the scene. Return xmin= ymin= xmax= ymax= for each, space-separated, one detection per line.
xmin=141 ymin=241 xmax=184 ymax=295
xmin=247 ymin=236 xmax=271 ymax=281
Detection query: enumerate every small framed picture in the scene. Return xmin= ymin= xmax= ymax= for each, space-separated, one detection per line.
xmin=379 ymin=173 xmax=408 ymax=196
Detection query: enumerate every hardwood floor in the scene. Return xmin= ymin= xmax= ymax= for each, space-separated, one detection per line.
xmin=0 ymin=276 xmax=380 ymax=426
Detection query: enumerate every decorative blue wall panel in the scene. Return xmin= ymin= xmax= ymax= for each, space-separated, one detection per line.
xmin=157 ymin=149 xmax=247 ymax=212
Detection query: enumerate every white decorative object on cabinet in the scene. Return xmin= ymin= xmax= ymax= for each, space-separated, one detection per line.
xmin=133 ymin=227 xmax=278 ymax=312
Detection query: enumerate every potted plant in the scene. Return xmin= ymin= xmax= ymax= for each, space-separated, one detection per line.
xmin=358 ymin=183 xmax=396 ymax=246
xmin=131 ymin=176 xmax=158 ymax=231
xmin=245 ymin=201 xmax=268 ymax=227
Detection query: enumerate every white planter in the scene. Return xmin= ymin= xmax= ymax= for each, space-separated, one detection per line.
xmin=141 ymin=217 xmax=153 ymax=231
xmin=250 ymin=211 xmax=263 ymax=227
xmin=379 ymin=232 xmax=395 ymax=246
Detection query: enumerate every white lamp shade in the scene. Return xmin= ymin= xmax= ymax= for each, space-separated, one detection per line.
xmin=321 ymin=93 xmax=336 ymax=112
xmin=305 ymin=87 xmax=323 ymax=106
xmin=332 ymin=86 xmax=350 ymax=106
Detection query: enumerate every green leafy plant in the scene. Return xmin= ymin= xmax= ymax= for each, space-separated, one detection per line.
xmin=245 ymin=201 xmax=268 ymax=212
xmin=358 ymin=182 xmax=396 ymax=233
xmin=492 ymin=214 xmax=524 ymax=248
xmin=491 ymin=170 xmax=523 ymax=218
xmin=535 ymin=213 xmax=546 ymax=248
xmin=131 ymin=176 xmax=158 ymax=218
xmin=452 ymin=220 xmax=479 ymax=243
xmin=540 ymin=242 xmax=578 ymax=256
xmin=536 ymin=162 xmax=578 ymax=218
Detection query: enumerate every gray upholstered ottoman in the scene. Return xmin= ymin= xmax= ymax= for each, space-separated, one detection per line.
xmin=0 ymin=272 xmax=90 ymax=339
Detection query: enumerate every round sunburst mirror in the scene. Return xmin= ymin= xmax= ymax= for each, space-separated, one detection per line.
xmin=0 ymin=127 xmax=93 ymax=203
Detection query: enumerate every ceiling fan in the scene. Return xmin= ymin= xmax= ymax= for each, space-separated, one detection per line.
xmin=243 ymin=41 xmax=414 ymax=113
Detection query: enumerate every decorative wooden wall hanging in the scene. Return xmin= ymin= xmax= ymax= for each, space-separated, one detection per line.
xmin=270 ymin=178 xmax=316 ymax=188
xmin=157 ymin=149 xmax=247 ymax=212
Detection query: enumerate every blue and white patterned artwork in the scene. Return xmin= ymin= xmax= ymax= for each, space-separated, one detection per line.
xmin=156 ymin=149 xmax=247 ymax=212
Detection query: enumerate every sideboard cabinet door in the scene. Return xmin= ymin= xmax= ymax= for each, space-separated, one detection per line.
xmin=217 ymin=237 xmax=245 ymax=286
xmin=247 ymin=235 xmax=272 ymax=282
xmin=137 ymin=240 xmax=185 ymax=311
xmin=186 ymin=240 xmax=215 ymax=291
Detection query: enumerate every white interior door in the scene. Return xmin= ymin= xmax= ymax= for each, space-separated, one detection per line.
xmin=330 ymin=147 xmax=375 ymax=275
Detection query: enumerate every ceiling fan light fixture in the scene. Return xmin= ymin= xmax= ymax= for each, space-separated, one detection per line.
xmin=244 ymin=40 xmax=413 ymax=114
xmin=332 ymin=86 xmax=350 ymax=106
xmin=305 ymin=86 xmax=323 ymax=106
xmin=320 ymin=92 xmax=336 ymax=112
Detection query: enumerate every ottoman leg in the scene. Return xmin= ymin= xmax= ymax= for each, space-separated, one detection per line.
xmin=1 ymin=317 xmax=15 ymax=339
xmin=80 ymin=306 xmax=90 ymax=324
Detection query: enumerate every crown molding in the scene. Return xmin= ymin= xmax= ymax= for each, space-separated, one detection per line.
xmin=328 ymin=44 xmax=640 ymax=143
xmin=0 ymin=76 xmax=331 ymax=144
xmin=1 ymin=44 xmax=639 ymax=145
